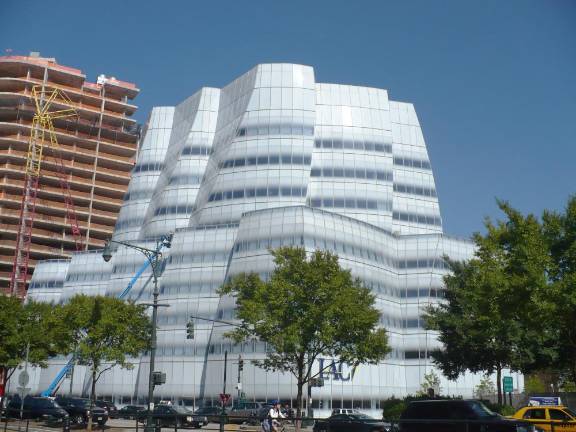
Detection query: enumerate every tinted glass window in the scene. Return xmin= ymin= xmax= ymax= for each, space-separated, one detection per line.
xmin=350 ymin=414 xmax=373 ymax=420
xmin=31 ymin=398 xmax=56 ymax=408
xmin=449 ymin=403 xmax=473 ymax=419
xmin=404 ymin=403 xmax=436 ymax=419
xmin=549 ymin=410 xmax=571 ymax=421
xmin=524 ymin=409 xmax=546 ymax=420
xmin=468 ymin=401 xmax=495 ymax=418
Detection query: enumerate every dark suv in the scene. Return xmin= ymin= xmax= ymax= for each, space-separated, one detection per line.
xmin=229 ymin=401 xmax=269 ymax=424
xmin=6 ymin=396 xmax=69 ymax=423
xmin=136 ymin=405 xmax=208 ymax=428
xmin=399 ymin=400 xmax=536 ymax=432
xmin=54 ymin=396 xmax=109 ymax=426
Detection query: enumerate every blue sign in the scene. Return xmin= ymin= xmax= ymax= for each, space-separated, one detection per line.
xmin=528 ymin=397 xmax=562 ymax=406
xmin=317 ymin=358 xmax=359 ymax=382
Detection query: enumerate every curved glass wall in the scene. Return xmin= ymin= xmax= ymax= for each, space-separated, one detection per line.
xmin=27 ymin=63 xmax=522 ymax=415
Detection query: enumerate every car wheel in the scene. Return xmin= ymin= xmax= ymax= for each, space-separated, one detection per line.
xmin=72 ymin=414 xmax=84 ymax=425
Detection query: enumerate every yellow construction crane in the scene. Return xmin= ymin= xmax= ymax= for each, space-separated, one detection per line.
xmin=10 ymin=85 xmax=81 ymax=297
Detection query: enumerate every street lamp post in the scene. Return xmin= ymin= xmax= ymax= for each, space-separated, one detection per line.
xmin=102 ymin=233 xmax=172 ymax=432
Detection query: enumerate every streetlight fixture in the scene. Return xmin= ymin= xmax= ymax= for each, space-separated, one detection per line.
xmin=101 ymin=233 xmax=173 ymax=432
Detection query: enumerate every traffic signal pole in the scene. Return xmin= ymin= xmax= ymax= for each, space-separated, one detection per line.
xmin=237 ymin=355 xmax=243 ymax=402
xmin=219 ymin=350 xmax=228 ymax=432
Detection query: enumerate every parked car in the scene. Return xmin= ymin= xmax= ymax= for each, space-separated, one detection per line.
xmin=228 ymin=401 xmax=269 ymax=424
xmin=137 ymin=405 xmax=208 ymax=428
xmin=118 ymin=404 xmax=147 ymax=420
xmin=54 ymin=396 xmax=109 ymax=426
xmin=6 ymin=396 xmax=69 ymax=423
xmin=399 ymin=399 xmax=537 ymax=432
xmin=512 ymin=405 xmax=576 ymax=432
xmin=313 ymin=413 xmax=388 ymax=432
xmin=95 ymin=400 xmax=119 ymax=418
xmin=193 ymin=406 xmax=222 ymax=423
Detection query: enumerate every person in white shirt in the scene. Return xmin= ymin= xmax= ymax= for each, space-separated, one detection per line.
xmin=267 ymin=400 xmax=285 ymax=432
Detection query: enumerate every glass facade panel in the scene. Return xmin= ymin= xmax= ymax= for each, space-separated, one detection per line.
xmin=28 ymin=64 xmax=508 ymax=418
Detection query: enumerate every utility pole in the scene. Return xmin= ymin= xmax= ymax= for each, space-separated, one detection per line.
xmin=18 ymin=343 xmax=30 ymax=432
xmin=67 ymin=351 xmax=76 ymax=395
xmin=102 ymin=234 xmax=173 ymax=432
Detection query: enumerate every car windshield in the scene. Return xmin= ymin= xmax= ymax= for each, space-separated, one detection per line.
xmin=195 ymin=407 xmax=216 ymax=413
xmin=172 ymin=406 xmax=191 ymax=414
xmin=469 ymin=401 xmax=497 ymax=418
xmin=563 ymin=408 xmax=576 ymax=418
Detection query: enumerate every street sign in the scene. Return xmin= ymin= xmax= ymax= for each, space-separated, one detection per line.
xmin=503 ymin=376 xmax=513 ymax=393
xmin=16 ymin=387 xmax=31 ymax=397
xmin=18 ymin=371 xmax=29 ymax=387
xmin=219 ymin=393 xmax=231 ymax=404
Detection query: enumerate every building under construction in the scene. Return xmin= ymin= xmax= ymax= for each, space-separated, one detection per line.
xmin=0 ymin=53 xmax=140 ymax=295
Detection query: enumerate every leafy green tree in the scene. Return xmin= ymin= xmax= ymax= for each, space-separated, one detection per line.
xmin=417 ymin=370 xmax=441 ymax=396
xmin=542 ymin=195 xmax=576 ymax=384
xmin=220 ymin=247 xmax=390 ymax=429
xmin=474 ymin=375 xmax=496 ymax=399
xmin=424 ymin=200 xmax=552 ymax=404
xmin=0 ymin=296 xmax=71 ymax=383
xmin=61 ymin=295 xmax=151 ymax=432
xmin=524 ymin=374 xmax=547 ymax=394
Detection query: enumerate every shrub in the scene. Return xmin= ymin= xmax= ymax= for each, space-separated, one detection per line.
xmin=381 ymin=397 xmax=407 ymax=421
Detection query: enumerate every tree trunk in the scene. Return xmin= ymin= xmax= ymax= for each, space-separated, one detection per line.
xmin=295 ymin=379 xmax=303 ymax=432
xmin=87 ymin=368 xmax=96 ymax=432
xmin=496 ymin=366 xmax=502 ymax=406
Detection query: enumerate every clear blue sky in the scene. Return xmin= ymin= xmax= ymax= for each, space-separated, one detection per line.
xmin=1 ymin=0 xmax=574 ymax=238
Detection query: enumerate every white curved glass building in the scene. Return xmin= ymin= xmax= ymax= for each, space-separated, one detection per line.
xmin=24 ymin=64 xmax=520 ymax=416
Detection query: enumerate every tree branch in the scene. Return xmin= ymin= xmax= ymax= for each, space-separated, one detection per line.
xmin=5 ymin=367 xmax=16 ymax=381
xmin=95 ymin=364 xmax=115 ymax=384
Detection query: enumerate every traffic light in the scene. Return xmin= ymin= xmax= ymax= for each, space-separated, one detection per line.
xmin=152 ymin=371 xmax=166 ymax=385
xmin=310 ymin=378 xmax=324 ymax=387
xmin=238 ymin=357 xmax=244 ymax=372
xmin=186 ymin=319 xmax=194 ymax=340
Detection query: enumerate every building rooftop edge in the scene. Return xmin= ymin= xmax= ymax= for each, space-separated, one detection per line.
xmin=0 ymin=55 xmax=138 ymax=93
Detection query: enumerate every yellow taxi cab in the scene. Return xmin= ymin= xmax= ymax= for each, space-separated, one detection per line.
xmin=512 ymin=406 xmax=576 ymax=431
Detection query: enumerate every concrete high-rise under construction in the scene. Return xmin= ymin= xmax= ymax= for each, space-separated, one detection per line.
xmin=0 ymin=53 xmax=140 ymax=294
